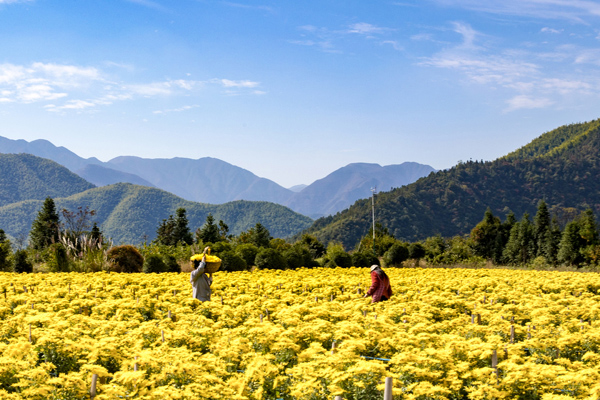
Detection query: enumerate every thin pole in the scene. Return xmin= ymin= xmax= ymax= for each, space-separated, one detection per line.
xmin=371 ymin=187 xmax=376 ymax=242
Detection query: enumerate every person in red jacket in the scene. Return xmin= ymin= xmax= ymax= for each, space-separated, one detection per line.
xmin=364 ymin=265 xmax=392 ymax=303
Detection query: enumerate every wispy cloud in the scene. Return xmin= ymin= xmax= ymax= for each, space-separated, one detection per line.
xmin=221 ymin=2 xmax=274 ymax=13
xmin=420 ymin=21 xmax=600 ymax=111
xmin=429 ymin=0 xmax=600 ymax=22
xmin=124 ymin=0 xmax=169 ymax=12
xmin=0 ymin=62 xmax=264 ymax=112
xmin=347 ymin=22 xmax=391 ymax=35
xmin=153 ymin=104 xmax=200 ymax=114
xmin=541 ymin=27 xmax=563 ymax=34
xmin=505 ymin=95 xmax=553 ymax=112
xmin=292 ymin=22 xmax=396 ymax=53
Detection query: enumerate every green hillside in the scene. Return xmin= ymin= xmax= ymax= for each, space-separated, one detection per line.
xmin=0 ymin=153 xmax=95 ymax=207
xmin=0 ymin=183 xmax=313 ymax=244
xmin=303 ymin=119 xmax=600 ymax=249
xmin=504 ymin=119 xmax=600 ymax=161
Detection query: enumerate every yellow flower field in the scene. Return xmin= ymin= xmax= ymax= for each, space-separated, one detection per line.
xmin=1 ymin=267 xmax=600 ymax=399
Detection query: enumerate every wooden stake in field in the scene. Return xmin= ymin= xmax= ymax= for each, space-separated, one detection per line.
xmin=492 ymin=349 xmax=498 ymax=379
xmin=90 ymin=374 xmax=98 ymax=399
xmin=383 ymin=377 xmax=393 ymax=400
xmin=510 ymin=326 xmax=515 ymax=344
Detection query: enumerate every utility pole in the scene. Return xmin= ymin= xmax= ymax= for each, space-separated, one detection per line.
xmin=371 ymin=187 xmax=377 ymax=242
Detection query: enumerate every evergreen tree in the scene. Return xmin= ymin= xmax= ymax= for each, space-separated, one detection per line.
xmin=557 ymin=220 xmax=583 ymax=266
xmin=470 ymin=208 xmax=501 ymax=260
xmin=0 ymin=229 xmax=12 ymax=272
xmin=534 ymin=200 xmax=551 ymax=258
xmin=156 ymin=215 xmax=176 ymax=246
xmin=196 ymin=214 xmax=220 ymax=244
xmin=90 ymin=223 xmax=103 ymax=244
xmin=578 ymin=209 xmax=599 ymax=246
xmin=250 ymin=223 xmax=271 ymax=248
xmin=29 ymin=197 xmax=60 ymax=250
xmin=173 ymin=208 xmax=193 ymax=245
xmin=502 ymin=213 xmax=535 ymax=265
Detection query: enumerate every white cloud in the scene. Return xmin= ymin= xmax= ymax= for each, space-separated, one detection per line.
xmin=541 ymin=27 xmax=563 ymax=34
xmin=429 ymin=0 xmax=600 ymax=22
xmin=505 ymin=95 xmax=554 ymax=111
xmin=219 ymin=79 xmax=260 ymax=88
xmin=0 ymin=62 xmax=263 ymax=112
xmin=347 ymin=22 xmax=390 ymax=35
xmin=153 ymin=104 xmax=200 ymax=114
xmin=419 ymin=21 xmax=600 ymax=112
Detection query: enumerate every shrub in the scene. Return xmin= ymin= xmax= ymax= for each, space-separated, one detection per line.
xmin=143 ymin=254 xmax=167 ymax=273
xmin=325 ymin=243 xmax=352 ymax=268
xmin=46 ymin=243 xmax=70 ymax=272
xmin=0 ymin=241 xmax=12 ymax=272
xmin=107 ymin=245 xmax=144 ymax=273
xmin=351 ymin=251 xmax=379 ymax=268
xmin=383 ymin=243 xmax=409 ymax=267
xmin=255 ymin=248 xmax=287 ymax=270
xmin=164 ymin=255 xmax=181 ymax=273
xmin=220 ymin=250 xmax=247 ymax=272
xmin=235 ymin=243 xmax=259 ymax=267
xmin=14 ymin=250 xmax=33 ymax=273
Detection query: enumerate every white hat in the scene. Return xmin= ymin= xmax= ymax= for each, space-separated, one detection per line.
xmin=370 ymin=265 xmax=380 ymax=271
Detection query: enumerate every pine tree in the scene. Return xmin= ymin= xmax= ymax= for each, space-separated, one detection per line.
xmin=173 ymin=208 xmax=193 ymax=245
xmin=0 ymin=229 xmax=12 ymax=272
xmin=196 ymin=214 xmax=220 ymax=244
xmin=470 ymin=208 xmax=501 ymax=260
xmin=534 ymin=200 xmax=551 ymax=259
xmin=156 ymin=215 xmax=176 ymax=246
xmin=557 ymin=220 xmax=583 ymax=266
xmin=29 ymin=197 xmax=60 ymax=250
xmin=502 ymin=213 xmax=535 ymax=265
xmin=250 ymin=223 xmax=271 ymax=248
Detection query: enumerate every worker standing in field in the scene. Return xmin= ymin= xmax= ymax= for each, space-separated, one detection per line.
xmin=364 ymin=265 xmax=392 ymax=303
xmin=190 ymin=246 xmax=213 ymax=301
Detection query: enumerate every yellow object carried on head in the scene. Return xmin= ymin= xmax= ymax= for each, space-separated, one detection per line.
xmin=190 ymin=247 xmax=221 ymax=273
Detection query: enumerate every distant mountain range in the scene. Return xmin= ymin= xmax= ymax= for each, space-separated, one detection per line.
xmin=0 ymin=154 xmax=313 ymax=244
xmin=0 ymin=136 xmax=435 ymax=218
xmin=303 ymin=119 xmax=600 ymax=248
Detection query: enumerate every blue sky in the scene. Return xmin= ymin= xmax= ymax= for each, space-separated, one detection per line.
xmin=1 ymin=0 xmax=600 ymax=188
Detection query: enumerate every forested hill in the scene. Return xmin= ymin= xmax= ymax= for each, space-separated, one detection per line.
xmin=303 ymin=119 xmax=600 ymax=249
xmin=0 ymin=153 xmax=95 ymax=207
xmin=0 ymin=183 xmax=313 ymax=244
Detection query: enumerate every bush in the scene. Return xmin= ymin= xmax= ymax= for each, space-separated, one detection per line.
xmin=220 ymin=250 xmax=247 ymax=272
xmin=143 ymin=254 xmax=167 ymax=273
xmin=351 ymin=251 xmax=379 ymax=268
xmin=164 ymin=255 xmax=181 ymax=273
xmin=0 ymin=241 xmax=12 ymax=272
xmin=383 ymin=243 xmax=409 ymax=267
xmin=14 ymin=250 xmax=33 ymax=273
xmin=236 ymin=243 xmax=259 ymax=267
xmin=409 ymin=243 xmax=426 ymax=260
xmin=325 ymin=243 xmax=352 ymax=268
xmin=107 ymin=245 xmax=144 ymax=273
xmin=46 ymin=243 xmax=70 ymax=272
xmin=255 ymin=248 xmax=287 ymax=270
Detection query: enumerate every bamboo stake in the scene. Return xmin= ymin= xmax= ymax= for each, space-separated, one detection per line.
xmin=383 ymin=377 xmax=393 ymax=400
xmin=331 ymin=341 xmax=336 ymax=355
xmin=492 ymin=349 xmax=498 ymax=379
xmin=28 ymin=324 xmax=32 ymax=343
xmin=510 ymin=325 xmax=515 ymax=344
xmin=161 ymin=330 xmax=165 ymax=343
xmin=90 ymin=374 xmax=98 ymax=399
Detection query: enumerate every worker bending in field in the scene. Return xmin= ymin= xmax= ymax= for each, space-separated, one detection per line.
xmin=364 ymin=265 xmax=392 ymax=303
xmin=190 ymin=246 xmax=213 ymax=302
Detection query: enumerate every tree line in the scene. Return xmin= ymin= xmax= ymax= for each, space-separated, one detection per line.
xmin=0 ymin=197 xmax=598 ymax=274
